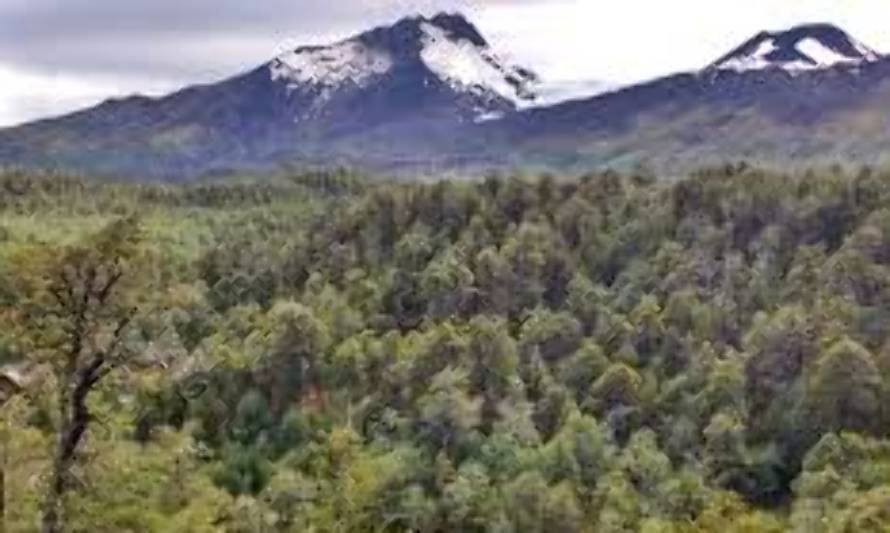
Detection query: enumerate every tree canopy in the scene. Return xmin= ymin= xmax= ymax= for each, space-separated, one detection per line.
xmin=1 ymin=165 xmax=890 ymax=531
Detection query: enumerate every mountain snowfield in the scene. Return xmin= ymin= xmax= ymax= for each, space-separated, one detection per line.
xmin=710 ymin=23 xmax=881 ymax=72
xmin=3 ymin=14 xmax=890 ymax=178
xmin=270 ymin=42 xmax=394 ymax=105
xmin=418 ymin=22 xmax=539 ymax=109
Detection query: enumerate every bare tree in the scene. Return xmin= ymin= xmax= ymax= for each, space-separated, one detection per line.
xmin=27 ymin=218 xmax=141 ymax=533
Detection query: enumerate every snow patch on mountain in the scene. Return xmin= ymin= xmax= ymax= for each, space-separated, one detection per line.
xmin=419 ymin=22 xmax=538 ymax=108
xmin=270 ymin=41 xmax=393 ymax=93
xmin=716 ymin=39 xmax=780 ymax=71
xmin=710 ymin=24 xmax=881 ymax=73
xmin=796 ymin=37 xmax=871 ymax=67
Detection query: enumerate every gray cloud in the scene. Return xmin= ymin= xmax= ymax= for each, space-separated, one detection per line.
xmin=0 ymin=0 xmax=499 ymax=82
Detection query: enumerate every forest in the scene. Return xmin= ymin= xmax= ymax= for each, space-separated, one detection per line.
xmin=1 ymin=164 xmax=890 ymax=532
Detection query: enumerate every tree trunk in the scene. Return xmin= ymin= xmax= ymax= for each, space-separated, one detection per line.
xmin=41 ymin=401 xmax=72 ymax=533
xmin=0 ymin=440 xmax=5 ymax=533
xmin=40 ymin=455 xmax=66 ymax=533
xmin=41 ymin=357 xmax=100 ymax=533
xmin=42 ymin=424 xmax=85 ymax=532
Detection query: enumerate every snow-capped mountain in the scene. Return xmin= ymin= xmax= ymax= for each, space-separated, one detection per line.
xmin=0 ymin=13 xmax=544 ymax=177
xmin=709 ymin=23 xmax=881 ymax=72
xmin=488 ymin=23 xmax=890 ymax=175
xmin=267 ymin=13 xmax=539 ymax=120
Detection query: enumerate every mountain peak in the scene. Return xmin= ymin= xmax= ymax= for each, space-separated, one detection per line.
xmin=268 ymin=12 xmax=538 ymax=117
xmin=354 ymin=12 xmax=488 ymax=50
xmin=709 ymin=23 xmax=880 ymax=72
xmin=425 ymin=12 xmax=488 ymax=47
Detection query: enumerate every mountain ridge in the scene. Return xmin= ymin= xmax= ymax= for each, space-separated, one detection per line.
xmin=708 ymin=23 xmax=881 ymax=73
xmin=2 ymin=14 xmax=890 ymax=179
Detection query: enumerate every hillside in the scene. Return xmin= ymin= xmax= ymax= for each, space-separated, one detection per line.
xmin=2 ymin=165 xmax=890 ymax=530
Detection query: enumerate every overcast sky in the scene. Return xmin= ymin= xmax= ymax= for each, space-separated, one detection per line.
xmin=2 ymin=0 xmax=890 ymax=127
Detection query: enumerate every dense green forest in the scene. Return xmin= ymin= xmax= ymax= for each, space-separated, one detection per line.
xmin=2 ymin=165 xmax=890 ymax=532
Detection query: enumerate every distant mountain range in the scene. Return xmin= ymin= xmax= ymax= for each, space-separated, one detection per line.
xmin=2 ymin=14 xmax=890 ymax=179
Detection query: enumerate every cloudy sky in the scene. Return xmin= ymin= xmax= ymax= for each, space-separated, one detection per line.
xmin=1 ymin=0 xmax=889 ymax=127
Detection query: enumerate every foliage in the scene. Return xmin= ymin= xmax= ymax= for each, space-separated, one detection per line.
xmin=2 ymin=166 xmax=890 ymax=530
